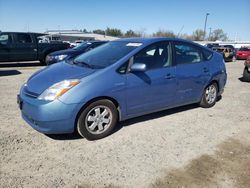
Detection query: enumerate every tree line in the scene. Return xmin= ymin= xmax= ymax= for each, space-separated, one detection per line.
xmin=80 ymin=27 xmax=228 ymax=41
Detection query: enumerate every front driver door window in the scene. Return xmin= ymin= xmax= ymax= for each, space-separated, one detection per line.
xmin=0 ymin=34 xmax=12 ymax=61
xmin=10 ymin=33 xmax=37 ymax=61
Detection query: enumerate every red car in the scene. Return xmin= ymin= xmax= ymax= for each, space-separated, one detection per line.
xmin=237 ymin=46 xmax=250 ymax=60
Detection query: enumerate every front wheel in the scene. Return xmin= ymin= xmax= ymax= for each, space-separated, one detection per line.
xmin=199 ymin=83 xmax=218 ymax=108
xmin=77 ymin=100 xmax=118 ymax=140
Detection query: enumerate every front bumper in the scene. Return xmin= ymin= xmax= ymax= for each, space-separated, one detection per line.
xmin=18 ymin=88 xmax=83 ymax=134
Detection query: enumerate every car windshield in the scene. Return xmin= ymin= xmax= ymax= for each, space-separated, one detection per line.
xmin=73 ymin=41 xmax=140 ymax=68
xmin=73 ymin=42 xmax=91 ymax=50
xmin=217 ymin=48 xmax=224 ymax=52
xmin=239 ymin=48 xmax=250 ymax=52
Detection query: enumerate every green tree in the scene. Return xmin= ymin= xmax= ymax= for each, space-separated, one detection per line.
xmin=152 ymin=29 xmax=176 ymax=38
xmin=124 ymin=29 xmax=141 ymax=37
xmin=210 ymin=29 xmax=228 ymax=41
xmin=82 ymin=28 xmax=88 ymax=33
xmin=191 ymin=29 xmax=205 ymax=41
xmin=179 ymin=33 xmax=193 ymax=40
xmin=93 ymin=29 xmax=105 ymax=35
xmin=105 ymin=27 xmax=123 ymax=37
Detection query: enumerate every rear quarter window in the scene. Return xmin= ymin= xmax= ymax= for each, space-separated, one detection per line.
xmin=202 ymin=48 xmax=213 ymax=61
xmin=174 ymin=42 xmax=203 ymax=64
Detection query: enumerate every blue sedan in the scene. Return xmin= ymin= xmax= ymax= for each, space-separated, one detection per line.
xmin=18 ymin=38 xmax=227 ymax=140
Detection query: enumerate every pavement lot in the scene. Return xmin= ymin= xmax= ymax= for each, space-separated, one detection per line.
xmin=0 ymin=61 xmax=249 ymax=188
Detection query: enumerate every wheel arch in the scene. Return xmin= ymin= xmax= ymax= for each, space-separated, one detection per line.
xmin=204 ymin=78 xmax=220 ymax=92
xmin=39 ymin=48 xmax=56 ymax=63
xmin=210 ymin=80 xmax=219 ymax=89
xmin=199 ymin=79 xmax=219 ymax=102
xmin=74 ymin=96 xmax=121 ymax=132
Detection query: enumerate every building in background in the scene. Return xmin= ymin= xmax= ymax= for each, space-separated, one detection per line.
xmin=44 ymin=30 xmax=118 ymax=42
xmin=195 ymin=40 xmax=250 ymax=49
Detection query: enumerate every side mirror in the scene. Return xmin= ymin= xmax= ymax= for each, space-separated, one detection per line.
xmin=130 ymin=63 xmax=146 ymax=72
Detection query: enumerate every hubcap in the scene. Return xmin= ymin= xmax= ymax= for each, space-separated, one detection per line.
xmin=85 ymin=106 xmax=112 ymax=134
xmin=205 ymin=85 xmax=217 ymax=104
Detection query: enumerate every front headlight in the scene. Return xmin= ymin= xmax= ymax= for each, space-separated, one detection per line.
xmin=55 ymin=54 xmax=68 ymax=61
xmin=38 ymin=79 xmax=80 ymax=101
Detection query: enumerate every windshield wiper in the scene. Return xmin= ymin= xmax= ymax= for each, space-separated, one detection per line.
xmin=73 ymin=60 xmax=93 ymax=69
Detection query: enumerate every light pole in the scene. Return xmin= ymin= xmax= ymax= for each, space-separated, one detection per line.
xmin=208 ymin=27 xmax=212 ymax=41
xmin=203 ymin=13 xmax=210 ymax=40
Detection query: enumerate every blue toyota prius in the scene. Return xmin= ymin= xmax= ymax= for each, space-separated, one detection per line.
xmin=18 ymin=38 xmax=227 ymax=140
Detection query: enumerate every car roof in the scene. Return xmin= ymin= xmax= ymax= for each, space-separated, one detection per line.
xmin=0 ymin=31 xmax=47 ymax=35
xmin=117 ymin=37 xmax=188 ymax=43
xmin=91 ymin=40 xmax=108 ymax=43
xmin=215 ymin=46 xmax=228 ymax=49
xmin=221 ymin=45 xmax=234 ymax=48
xmin=116 ymin=37 xmax=204 ymax=49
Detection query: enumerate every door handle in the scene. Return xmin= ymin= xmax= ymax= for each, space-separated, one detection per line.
xmin=165 ymin=74 xmax=175 ymax=79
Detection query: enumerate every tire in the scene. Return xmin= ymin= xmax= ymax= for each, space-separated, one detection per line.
xmin=243 ymin=68 xmax=250 ymax=82
xmin=39 ymin=55 xmax=47 ymax=65
xmin=199 ymin=82 xmax=218 ymax=108
xmin=39 ymin=60 xmax=46 ymax=65
xmin=77 ymin=100 xmax=118 ymax=140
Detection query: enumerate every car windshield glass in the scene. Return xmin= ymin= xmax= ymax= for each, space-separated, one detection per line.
xmin=73 ymin=42 xmax=91 ymax=50
xmin=239 ymin=48 xmax=250 ymax=51
xmin=217 ymin=48 xmax=224 ymax=52
xmin=73 ymin=41 xmax=140 ymax=68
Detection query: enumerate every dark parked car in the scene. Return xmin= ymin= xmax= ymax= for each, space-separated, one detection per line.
xmin=45 ymin=41 xmax=107 ymax=65
xmin=212 ymin=46 xmax=234 ymax=62
xmin=221 ymin=45 xmax=236 ymax=59
xmin=205 ymin=43 xmax=219 ymax=49
xmin=0 ymin=32 xmax=70 ymax=64
xmin=18 ymin=38 xmax=227 ymax=140
xmin=243 ymin=56 xmax=250 ymax=82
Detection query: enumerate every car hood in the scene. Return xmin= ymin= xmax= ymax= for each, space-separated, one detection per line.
xmin=26 ymin=62 xmax=95 ymax=95
xmin=49 ymin=48 xmax=84 ymax=56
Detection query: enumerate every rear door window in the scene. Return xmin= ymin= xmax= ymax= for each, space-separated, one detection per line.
xmin=174 ymin=42 xmax=203 ymax=64
xmin=202 ymin=48 xmax=213 ymax=60
xmin=15 ymin=34 xmax=32 ymax=43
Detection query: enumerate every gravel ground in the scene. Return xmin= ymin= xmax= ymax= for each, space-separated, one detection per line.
xmin=0 ymin=61 xmax=249 ymax=188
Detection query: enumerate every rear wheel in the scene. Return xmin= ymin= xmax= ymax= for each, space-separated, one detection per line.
xmin=199 ymin=83 xmax=218 ymax=108
xmin=39 ymin=55 xmax=47 ymax=65
xmin=77 ymin=100 xmax=118 ymax=140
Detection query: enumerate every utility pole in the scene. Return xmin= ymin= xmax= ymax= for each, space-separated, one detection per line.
xmin=203 ymin=13 xmax=210 ymax=40
xmin=208 ymin=27 xmax=212 ymax=41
